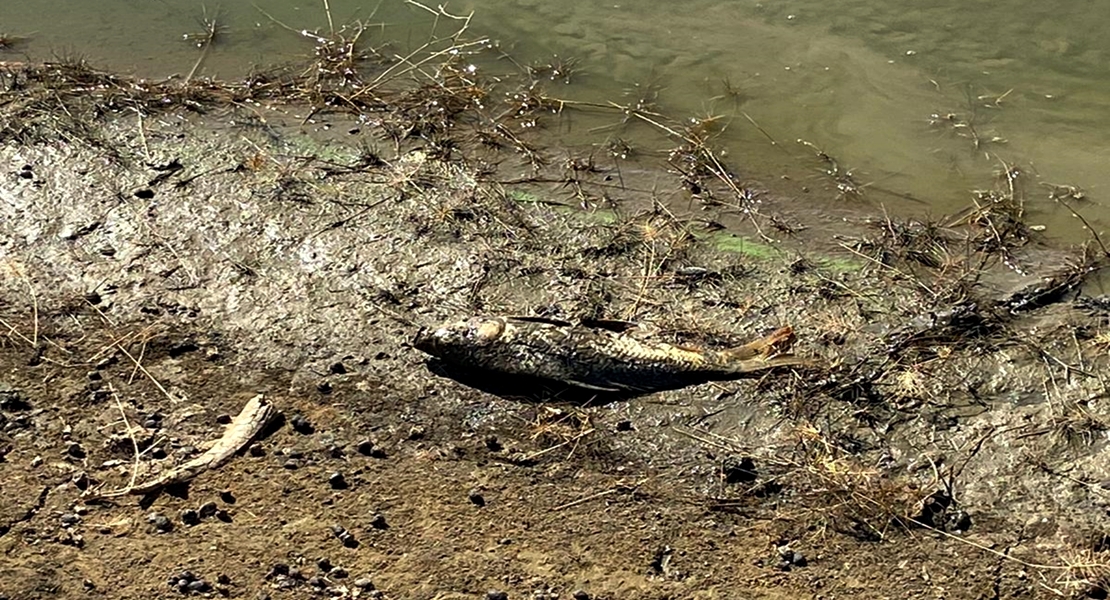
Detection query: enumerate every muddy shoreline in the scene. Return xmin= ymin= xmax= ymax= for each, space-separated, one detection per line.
xmin=2 ymin=51 xmax=1110 ymax=599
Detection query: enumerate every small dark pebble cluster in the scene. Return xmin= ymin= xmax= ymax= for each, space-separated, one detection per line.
xmin=290 ymin=414 xmax=315 ymax=435
xmin=357 ymin=439 xmax=386 ymax=458
xmin=148 ymin=512 xmax=174 ymax=533
xmin=331 ymin=524 xmax=359 ymax=548
xmin=774 ymin=546 xmax=808 ymax=571
xmin=166 ymin=570 xmax=212 ymax=594
xmin=180 ymin=499 xmax=230 ymax=526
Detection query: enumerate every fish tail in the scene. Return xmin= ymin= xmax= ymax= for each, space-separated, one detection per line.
xmin=721 ymin=326 xmax=797 ymax=362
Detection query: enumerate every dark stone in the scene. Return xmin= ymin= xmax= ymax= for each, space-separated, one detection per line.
xmin=134 ymin=188 xmax=155 ymax=199
xmin=290 ymin=414 xmax=314 ymax=435
xmin=308 ymin=576 xmax=325 ymax=588
xmin=215 ymin=509 xmax=232 ymax=523
xmin=332 ymin=524 xmax=358 ymax=548
xmin=168 ymin=341 xmax=198 ymax=357
xmin=282 ymin=459 xmax=301 ymax=470
xmin=316 ymin=558 xmax=333 ymax=573
xmin=329 ymin=361 xmax=347 ymax=375
xmin=249 ymin=442 xmax=265 ymax=457
xmin=266 ymin=563 xmax=289 ymax=578
xmin=468 ymin=489 xmax=486 ymax=507
xmin=66 ymin=442 xmax=86 ymax=459
xmin=948 ymin=510 xmax=972 ymax=532
xmin=316 ymin=380 xmax=332 ymax=394
xmin=219 ymin=490 xmax=235 ymax=504
xmin=356 ymin=439 xmax=385 ymax=458
xmin=215 ymin=414 xmax=231 ymax=425
xmin=572 ymin=591 xmax=590 ymax=600
xmin=151 ymin=447 xmax=167 ymax=460
xmin=329 ymin=472 xmax=348 ymax=490
xmin=187 ymin=580 xmax=210 ymax=592
xmin=330 ymin=568 xmax=348 ymax=579
xmin=216 ymin=574 xmax=231 ymax=585
xmin=368 ymin=513 xmax=388 ymax=530
xmin=615 ymin=420 xmax=634 ymax=432
xmin=143 ymin=419 xmax=160 ymax=430
xmin=18 ymin=170 xmax=33 ymax=180
xmin=86 ymin=371 xmax=102 ymax=381
xmin=60 ymin=513 xmax=79 ymax=526
xmin=180 ymin=509 xmax=200 ymax=526
xmin=198 ymin=501 xmax=218 ymax=518
xmin=485 ymin=436 xmax=503 ymax=452
xmin=486 ymin=591 xmax=508 ymax=600
xmin=149 ymin=513 xmax=173 ymax=533
xmin=0 ymin=385 xmax=31 ymax=411
xmin=723 ymin=456 xmax=758 ymax=485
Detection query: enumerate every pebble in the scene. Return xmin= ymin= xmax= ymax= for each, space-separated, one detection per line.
xmin=357 ymin=439 xmax=385 ymax=458
xmin=283 ymin=459 xmax=301 ymax=470
xmin=66 ymin=442 xmax=86 ymax=459
xmin=249 ymin=442 xmax=265 ymax=457
xmin=219 ymin=490 xmax=236 ymax=504
xmin=316 ymin=558 xmax=333 ymax=573
xmin=328 ymin=472 xmax=348 ymax=490
xmin=151 ymin=447 xmax=167 ymax=460
xmin=330 ymin=568 xmax=348 ymax=579
xmin=329 ymin=361 xmax=347 ymax=375
xmin=267 ymin=563 xmax=290 ymax=578
xmin=485 ymin=436 xmax=503 ymax=452
xmin=215 ymin=509 xmax=232 ymax=523
xmin=468 ymin=489 xmax=486 ymax=507
xmin=331 ymin=524 xmax=358 ymax=548
xmin=149 ymin=513 xmax=173 ymax=533
xmin=143 ymin=419 xmax=161 ymax=430
xmin=353 ymin=578 xmax=375 ymax=590
xmin=572 ymin=591 xmax=590 ymax=600
xmin=215 ymin=413 xmax=231 ymax=424
xmin=60 ymin=513 xmax=80 ymax=526
xmin=216 ymin=574 xmax=231 ymax=585
xmin=316 ymin=380 xmax=332 ymax=394
xmin=180 ymin=509 xmax=200 ymax=526
xmin=186 ymin=580 xmax=210 ymax=593
xmin=308 ymin=576 xmax=326 ymax=588
xmin=198 ymin=501 xmax=218 ymax=518
xmin=368 ymin=513 xmax=388 ymax=530
xmin=615 ymin=420 xmax=633 ymax=432
xmin=86 ymin=371 xmax=101 ymax=381
xmin=486 ymin=591 xmax=508 ymax=600
xmin=290 ymin=414 xmax=315 ymax=435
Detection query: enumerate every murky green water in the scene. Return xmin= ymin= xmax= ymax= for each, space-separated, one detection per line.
xmin=3 ymin=0 xmax=1108 ymax=237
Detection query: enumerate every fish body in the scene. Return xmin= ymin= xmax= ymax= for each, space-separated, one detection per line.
xmin=413 ymin=316 xmax=807 ymax=392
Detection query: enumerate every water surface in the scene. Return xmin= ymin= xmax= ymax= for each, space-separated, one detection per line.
xmin=2 ymin=0 xmax=1108 ymax=238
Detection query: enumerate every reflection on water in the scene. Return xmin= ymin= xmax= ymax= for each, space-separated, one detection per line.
xmin=1 ymin=0 xmax=1107 ymax=238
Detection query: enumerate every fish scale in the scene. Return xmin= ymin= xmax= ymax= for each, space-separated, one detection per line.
xmin=414 ymin=316 xmax=809 ymax=392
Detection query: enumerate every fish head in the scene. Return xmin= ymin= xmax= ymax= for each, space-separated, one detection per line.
xmin=412 ymin=317 xmax=506 ymax=359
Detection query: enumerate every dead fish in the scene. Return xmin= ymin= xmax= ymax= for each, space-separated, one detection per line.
xmin=413 ymin=316 xmax=811 ymax=392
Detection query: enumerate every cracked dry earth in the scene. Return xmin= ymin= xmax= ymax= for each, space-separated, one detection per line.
xmin=2 ymin=107 xmax=1110 ymax=600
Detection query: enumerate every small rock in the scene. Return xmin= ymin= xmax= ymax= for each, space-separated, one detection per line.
xmin=723 ymin=456 xmax=757 ymax=485
xmin=290 ymin=414 xmax=314 ymax=435
xmin=151 ymin=447 xmax=167 ymax=460
xmin=330 ymin=567 xmax=348 ymax=579
xmin=316 ymin=558 xmax=333 ymax=573
xmin=283 ymin=459 xmax=301 ymax=470
xmin=249 ymin=442 xmax=265 ymax=457
xmin=288 ymin=567 xmax=305 ymax=581
xmin=215 ymin=414 xmax=231 ymax=425
xmin=486 ymin=591 xmax=508 ymax=600
xmin=329 ymin=361 xmax=347 ymax=375
xmin=572 ymin=591 xmax=590 ymax=600
xmin=180 ymin=509 xmax=200 ymax=526
xmin=148 ymin=513 xmax=173 ymax=533
xmin=331 ymin=524 xmax=358 ymax=548
xmin=353 ymin=578 xmax=375 ymax=590
xmin=143 ymin=419 xmax=161 ymax=430
xmin=356 ymin=439 xmax=385 ymax=458
xmin=485 ymin=436 xmax=503 ymax=452
xmin=329 ymin=472 xmax=348 ymax=490
xmin=18 ymin=170 xmax=33 ymax=180
xmin=86 ymin=371 xmax=102 ymax=381
xmin=216 ymin=574 xmax=231 ymax=585
xmin=266 ymin=563 xmax=290 ymax=579
xmin=187 ymin=580 xmax=210 ymax=593
xmin=316 ymin=380 xmax=333 ymax=394
xmin=198 ymin=501 xmax=218 ymax=518
xmin=66 ymin=442 xmax=86 ymax=459
xmin=468 ymin=489 xmax=486 ymax=507
xmin=615 ymin=420 xmax=633 ymax=432
xmin=60 ymin=513 xmax=80 ymax=526
xmin=308 ymin=576 xmax=325 ymax=588
xmin=133 ymin=188 xmax=155 ymax=199
xmin=219 ymin=490 xmax=236 ymax=504
xmin=368 ymin=513 xmax=388 ymax=530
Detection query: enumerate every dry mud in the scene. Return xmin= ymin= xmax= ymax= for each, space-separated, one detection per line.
xmin=3 ymin=63 xmax=1110 ymax=600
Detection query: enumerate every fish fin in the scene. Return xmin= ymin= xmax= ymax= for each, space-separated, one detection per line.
xmin=723 ymin=326 xmax=797 ymax=361
xmin=727 ymin=353 xmax=817 ymax=375
xmin=507 ymin=316 xmax=575 ymax=327
xmin=564 ymin=379 xmax=624 ymax=392
xmin=579 ymin=318 xmax=642 ymax=334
